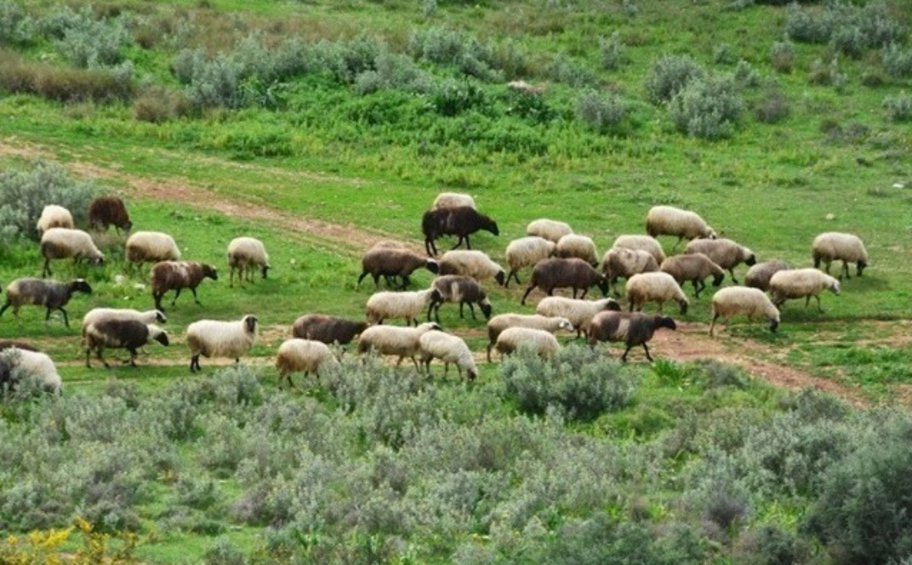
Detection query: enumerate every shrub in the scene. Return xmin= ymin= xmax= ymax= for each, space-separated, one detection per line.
xmin=54 ymin=7 xmax=132 ymax=68
xmin=769 ymin=40 xmax=794 ymax=73
xmin=409 ymin=27 xmax=499 ymax=81
xmin=754 ymin=86 xmax=790 ymax=124
xmin=575 ymin=90 xmax=626 ymax=133
xmin=600 ymin=32 xmax=625 ymax=71
xmin=644 ymin=54 xmax=705 ymax=104
xmin=354 ymin=51 xmax=432 ymax=95
xmin=808 ymin=57 xmax=840 ymax=86
xmin=733 ymin=60 xmax=760 ymax=88
xmin=736 ymin=524 xmax=810 ymax=565
xmin=883 ymin=93 xmax=912 ymax=123
xmin=548 ymin=55 xmax=598 ymax=87
xmin=133 ymin=86 xmax=192 ymax=123
xmin=883 ymin=43 xmax=912 ymax=79
xmin=713 ymin=43 xmax=736 ymax=66
xmin=669 ymin=73 xmax=744 ymax=140
xmin=0 ymin=1 xmax=35 ymax=45
xmin=186 ymin=55 xmax=243 ymax=109
xmin=204 ymin=536 xmax=247 ymax=565
xmin=785 ymin=4 xmax=833 ymax=44
xmin=830 ymin=25 xmax=865 ymax=59
xmin=0 ymin=50 xmax=133 ymax=103
xmin=431 ymin=78 xmax=486 ymax=116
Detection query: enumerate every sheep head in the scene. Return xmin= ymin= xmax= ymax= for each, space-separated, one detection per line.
xmin=203 ymin=264 xmax=219 ymax=281
xmin=243 ymin=315 xmax=259 ymax=333
xmin=657 ymin=316 xmax=677 ymax=331
xmin=494 ymin=270 xmax=506 ymax=287
xmin=70 ymin=279 xmax=92 ymax=295
xmin=857 ymin=260 xmax=867 ymax=277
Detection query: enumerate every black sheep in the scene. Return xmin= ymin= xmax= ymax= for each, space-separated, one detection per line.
xmin=357 ymin=248 xmax=439 ymax=289
xmin=0 ymin=278 xmax=92 ymax=327
xmin=422 ymin=206 xmax=499 ymax=256
xmin=88 ymin=196 xmax=132 ymax=233
xmin=427 ymin=275 xmax=492 ymax=322
xmin=587 ymin=311 xmax=677 ymax=362
xmin=520 ymin=258 xmax=609 ymax=305
xmin=84 ymin=318 xmax=169 ymax=368
xmin=292 ymin=315 xmax=368 ymax=345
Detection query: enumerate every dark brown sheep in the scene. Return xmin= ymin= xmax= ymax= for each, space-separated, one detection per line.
xmin=0 ymin=278 xmax=92 ymax=327
xmin=587 ymin=311 xmax=677 ymax=362
xmin=84 ymin=319 xmax=169 ymax=368
xmin=660 ymin=253 xmax=725 ymax=298
xmin=422 ymin=206 xmax=499 ymax=256
xmin=358 ymin=248 xmax=439 ymax=289
xmin=88 ymin=196 xmax=132 ymax=233
xmin=427 ymin=275 xmax=492 ymax=322
xmin=520 ymin=258 xmax=609 ymax=305
xmin=292 ymin=315 xmax=368 ymax=345
xmin=150 ymin=261 xmax=218 ymax=312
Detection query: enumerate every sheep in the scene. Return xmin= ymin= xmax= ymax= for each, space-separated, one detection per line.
xmin=228 ymin=237 xmax=271 ymax=287
xmin=84 ymin=320 xmax=169 ymax=368
xmin=745 ymin=260 xmax=791 ymax=292
xmin=526 ymin=219 xmax=573 ymax=243
xmin=485 ymin=314 xmax=574 ymax=362
xmin=0 ymin=340 xmax=38 ymax=351
xmin=186 ymin=314 xmax=259 ymax=373
xmin=427 ymin=275 xmax=492 ymax=323
xmin=494 ymin=327 xmax=560 ymax=360
xmin=438 ymin=250 xmax=506 ymax=286
xmin=601 ymin=247 xmax=660 ymax=296
xmin=709 ymin=287 xmax=780 ymax=337
xmin=535 ymin=296 xmax=621 ymax=338
xmin=0 ymin=348 xmax=61 ymax=394
xmin=275 ymin=338 xmax=339 ymax=385
xmin=812 ymin=232 xmax=868 ymax=279
xmin=432 ymin=192 xmax=476 ymax=210
xmin=660 ymin=253 xmax=725 ymax=298
xmin=645 ymin=205 xmax=717 ymax=246
xmin=418 ymin=331 xmax=478 ymax=380
xmin=768 ymin=268 xmax=841 ymax=312
xmin=504 ymin=236 xmax=556 ymax=287
xmin=684 ymin=238 xmax=757 ymax=284
xmin=292 ymin=315 xmax=367 ymax=346
xmin=125 ymin=231 xmax=181 ymax=270
xmin=625 ymin=272 xmax=689 ymax=315
xmin=150 ymin=261 xmax=218 ymax=312
xmin=0 ymin=278 xmax=92 ymax=327
xmin=356 ymin=322 xmax=442 ymax=370
xmin=36 ymin=204 xmax=74 ymax=236
xmin=39 ymin=228 xmax=104 ymax=277
xmin=586 ymin=311 xmax=677 ymax=362
xmin=555 ymin=234 xmax=599 ymax=266
xmin=366 ymin=289 xmax=436 ymax=326
xmin=520 ymin=258 xmax=608 ymax=305
xmin=611 ymin=235 xmax=667 ymax=265
xmin=422 ymin=206 xmax=499 ymax=256
xmin=88 ymin=196 xmax=132 ymax=233
xmin=359 ymin=248 xmax=438 ymax=289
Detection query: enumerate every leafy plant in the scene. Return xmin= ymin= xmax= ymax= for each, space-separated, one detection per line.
xmin=669 ymin=73 xmax=744 ymax=140
xmin=645 ymin=54 xmax=705 ymax=104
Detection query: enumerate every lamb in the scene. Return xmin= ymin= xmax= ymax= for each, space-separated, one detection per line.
xmin=186 ymin=314 xmax=259 ymax=373
xmin=84 ymin=320 xmax=169 ymax=368
xmin=494 ymin=327 xmax=560 ymax=359
xmin=684 ymin=238 xmax=756 ymax=284
xmin=485 ymin=314 xmax=574 ymax=362
xmin=601 ymin=247 xmax=660 ymax=295
xmin=356 ymin=322 xmax=442 ymax=370
xmin=150 ymin=261 xmax=218 ymax=312
xmin=125 ymin=231 xmax=181 ymax=269
xmin=418 ymin=331 xmax=478 ymax=380
xmin=36 ymin=205 xmax=74 ymax=237
xmin=768 ymin=268 xmax=841 ymax=312
xmin=227 ymin=237 xmax=271 ymax=287
xmin=366 ymin=289 xmax=436 ymax=325
xmin=555 ymin=234 xmax=599 ymax=266
xmin=292 ymin=315 xmax=367 ymax=345
xmin=660 ymin=253 xmax=725 ymax=298
xmin=422 ymin=206 xmax=499 ymax=256
xmin=645 ymin=205 xmax=717 ymax=245
xmin=427 ymin=275 xmax=492 ymax=322
xmin=504 ymin=236 xmax=556 ymax=287
xmin=520 ymin=258 xmax=609 ymax=305
xmin=88 ymin=196 xmax=132 ymax=233
xmin=526 ymin=219 xmax=573 ymax=243
xmin=611 ymin=235 xmax=667 ymax=264
xmin=0 ymin=348 xmax=62 ymax=394
xmin=39 ymin=228 xmax=104 ymax=277
xmin=625 ymin=272 xmax=689 ymax=314
xmin=0 ymin=277 xmax=92 ymax=327
xmin=709 ymin=287 xmax=780 ymax=337
xmin=745 ymin=260 xmax=790 ymax=292
xmin=586 ymin=311 xmax=677 ymax=362
xmin=438 ymin=250 xmax=506 ymax=286
xmin=358 ymin=248 xmax=438 ymax=289
xmin=275 ymin=338 xmax=339 ymax=385
xmin=812 ymin=232 xmax=868 ymax=279
xmin=432 ymin=192 xmax=476 ymax=210
xmin=535 ymin=296 xmax=621 ymax=338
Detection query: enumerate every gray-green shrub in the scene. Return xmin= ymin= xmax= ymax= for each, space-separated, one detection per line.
xmin=0 ymin=1 xmax=34 ymax=45
xmin=600 ymin=32 xmax=626 ymax=71
xmin=645 ymin=54 xmax=705 ymax=104
xmin=883 ymin=93 xmax=912 ymax=122
xmin=883 ymin=43 xmax=912 ymax=78
xmin=576 ymin=90 xmax=626 ymax=133
xmin=669 ymin=73 xmax=744 ymax=140
xmin=53 ymin=7 xmax=132 ymax=68
xmin=769 ymin=40 xmax=794 ymax=74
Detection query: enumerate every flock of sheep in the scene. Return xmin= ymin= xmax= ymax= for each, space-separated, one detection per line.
xmin=0 ymin=189 xmax=869 ymax=394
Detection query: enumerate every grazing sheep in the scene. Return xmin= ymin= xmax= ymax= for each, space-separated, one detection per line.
xmin=684 ymin=238 xmax=757 ymax=284
xmin=359 ymin=248 xmax=439 ymax=289
xmin=611 ymin=235 xmax=667 ymax=265
xmin=36 ymin=205 xmax=74 ymax=237
xmin=520 ymin=258 xmax=609 ymax=305
xmin=504 ymin=236 xmax=556 ymax=287
xmin=745 ymin=260 xmax=790 ymax=291
xmin=601 ymin=247 xmax=660 ymax=296
xmin=275 ymin=338 xmax=339 ymax=385
xmin=526 ymin=219 xmax=573 ymax=243
xmin=769 ymin=268 xmax=841 ymax=312
xmin=485 ymin=314 xmax=574 ymax=362
xmin=366 ymin=289 xmax=436 ymax=326
xmin=186 ymin=314 xmax=259 ymax=373
xmin=438 ymin=250 xmax=506 ymax=286
xmin=0 ymin=278 xmax=92 ymax=327
xmin=427 ymin=275 xmax=492 ymax=323
xmin=555 ymin=234 xmax=599 ymax=266
xmin=710 ymin=287 xmax=780 ymax=337
xmin=150 ymin=261 xmax=218 ymax=312
xmin=228 ymin=237 xmax=271 ymax=287
xmin=0 ymin=348 xmax=62 ymax=394
xmin=418 ymin=331 xmax=478 ymax=380
xmin=625 ymin=272 xmax=689 ymax=314
xmin=660 ymin=253 xmax=725 ymax=298
xmin=812 ymin=232 xmax=868 ymax=279
xmin=422 ymin=206 xmax=499 ymax=256
xmin=88 ymin=196 xmax=132 ymax=233
xmin=84 ymin=320 xmax=169 ymax=368
xmin=357 ymin=322 xmax=442 ymax=370
xmin=432 ymin=192 xmax=476 ymax=210
xmin=645 ymin=205 xmax=717 ymax=246
xmin=125 ymin=231 xmax=181 ymax=269
xmin=535 ymin=296 xmax=621 ymax=338
xmin=495 ymin=327 xmax=560 ymax=359
xmin=39 ymin=228 xmax=104 ymax=277
xmin=587 ymin=311 xmax=677 ymax=362
xmin=292 ymin=315 xmax=368 ymax=345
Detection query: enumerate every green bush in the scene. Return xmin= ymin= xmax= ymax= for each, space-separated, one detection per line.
xmin=409 ymin=27 xmax=500 ymax=81
xmin=787 ymin=2 xmax=905 ymax=50
xmin=548 ymin=55 xmax=598 ymax=87
xmin=769 ymin=40 xmax=794 ymax=74
xmin=0 ymin=1 xmax=34 ymax=45
xmin=431 ymin=78 xmax=487 ymax=116
xmin=600 ymin=32 xmax=626 ymax=71
xmin=669 ymin=73 xmax=744 ymax=140
xmin=644 ymin=54 xmax=705 ymax=104
xmin=0 ymin=50 xmax=133 ymax=103
xmin=883 ymin=93 xmax=912 ymax=123
xmin=883 ymin=43 xmax=912 ymax=79
xmin=754 ymin=87 xmax=790 ymax=124
xmin=785 ymin=4 xmax=833 ymax=44
xmin=133 ymin=85 xmax=192 ymax=123
xmin=575 ymin=90 xmax=626 ymax=133
xmin=52 ymin=6 xmax=132 ymax=68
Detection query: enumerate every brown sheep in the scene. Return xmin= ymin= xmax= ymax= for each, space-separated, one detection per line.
xmin=292 ymin=315 xmax=368 ymax=346
xmin=660 ymin=253 xmax=725 ymax=298
xmin=427 ymin=275 xmax=492 ymax=322
xmin=88 ymin=196 xmax=132 ymax=233
xmin=587 ymin=311 xmax=677 ymax=362
xmin=422 ymin=206 xmax=499 ymax=256
xmin=150 ymin=261 xmax=218 ymax=312
xmin=358 ymin=248 xmax=439 ymax=289
xmin=520 ymin=258 xmax=609 ymax=305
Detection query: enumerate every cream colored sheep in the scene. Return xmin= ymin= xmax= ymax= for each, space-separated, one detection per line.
xmin=36 ymin=205 xmax=74 ymax=236
xmin=504 ymin=236 xmax=556 ymax=287
xmin=625 ymin=272 xmax=689 ymax=314
xmin=186 ymin=315 xmax=258 ymax=373
xmin=356 ymin=322 xmax=442 ymax=370
xmin=769 ymin=268 xmax=841 ymax=312
xmin=275 ymin=338 xmax=339 ymax=385
xmin=39 ymin=228 xmax=105 ymax=277
xmin=526 ymin=218 xmax=573 ymax=243
xmin=365 ymin=289 xmax=436 ymax=326
xmin=432 ymin=192 xmax=476 ymax=210
xmin=555 ymin=234 xmax=599 ymax=265
xmin=485 ymin=314 xmax=573 ymax=362
xmin=645 ymin=205 xmax=716 ymax=245
xmin=418 ymin=331 xmax=477 ymax=380
xmin=601 ymin=247 xmax=659 ymax=295
xmin=535 ymin=296 xmax=621 ymax=338
xmin=1 ymin=348 xmax=62 ymax=394
xmin=495 ymin=327 xmax=560 ymax=359
xmin=812 ymin=232 xmax=868 ymax=279
xmin=611 ymin=235 xmax=666 ymax=264
xmin=709 ymin=287 xmax=780 ymax=337
xmin=438 ymin=250 xmax=506 ymax=286
xmin=684 ymin=238 xmax=756 ymax=284
xmin=125 ymin=231 xmax=180 ymax=269
xmin=227 ymin=237 xmax=270 ymax=287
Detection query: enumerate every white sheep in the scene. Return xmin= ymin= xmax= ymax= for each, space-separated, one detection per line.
xmin=485 ymin=314 xmax=573 ymax=362
xmin=625 ymin=272 xmax=690 ymax=314
xmin=39 ymin=228 xmax=105 ymax=277
xmin=611 ymin=235 xmax=667 ymax=265
xmin=438 ymin=250 xmax=506 ymax=286
xmin=709 ymin=287 xmax=780 ymax=337
xmin=812 ymin=232 xmax=868 ymax=279
xmin=82 ymin=308 xmax=167 ymax=335
xmin=365 ymin=288 xmax=435 ymax=326
xmin=275 ymin=338 xmax=339 ymax=385
xmin=227 ymin=237 xmax=271 ymax=287
xmin=601 ymin=247 xmax=660 ymax=295
xmin=36 ymin=204 xmax=74 ymax=236
xmin=432 ymin=192 xmax=476 ymax=210
xmin=769 ymin=268 xmax=841 ymax=312
xmin=504 ymin=236 xmax=556 ymax=287
xmin=555 ymin=234 xmax=599 ymax=265
xmin=125 ymin=231 xmax=181 ymax=269
xmin=1 ymin=348 xmax=62 ymax=394
xmin=495 ymin=327 xmax=560 ymax=359
xmin=186 ymin=314 xmax=259 ymax=373
xmin=418 ymin=331 xmax=477 ymax=380
xmin=684 ymin=238 xmax=756 ymax=284
xmin=356 ymin=322 xmax=442 ymax=370
xmin=645 ymin=205 xmax=716 ymax=246
xmin=535 ymin=296 xmax=621 ymax=338
xmin=526 ymin=218 xmax=573 ymax=243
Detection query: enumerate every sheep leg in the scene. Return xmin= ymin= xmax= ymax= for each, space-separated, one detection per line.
xmin=127 ymin=347 xmax=138 ymax=367
xmin=693 ymin=279 xmax=703 ymax=298
xmin=425 ymin=238 xmax=436 ymax=257
xmin=486 ymin=343 xmax=494 ymax=363
xmin=571 ymin=287 xmax=578 ymax=299
xmin=356 ymin=271 xmax=369 ymax=287
xmin=505 ymin=270 xmax=518 ymax=288
xmin=42 ymin=257 xmax=52 ymax=278
xmin=171 ymin=288 xmax=182 ymax=306
xmin=814 ymin=295 xmax=824 ymax=312
xmin=229 ymin=267 xmax=235 ymax=288
xmin=0 ymin=301 xmax=9 ymax=319
xmin=842 ymin=261 xmax=850 ymax=280
xmin=85 ymin=347 xmax=93 ymax=368
xmin=579 ymin=288 xmax=589 ymax=299
xmin=459 ymin=301 xmax=465 ymax=319
xmin=642 ymin=343 xmax=654 ymax=362
xmin=728 ymin=268 xmax=739 ymax=285
xmin=804 ymin=296 xmax=811 ymax=309
xmin=621 ymin=344 xmax=633 ymax=362
xmin=464 ymin=235 xmax=472 ymax=250
xmin=400 ymin=275 xmax=411 ymax=290
xmin=709 ymin=313 xmax=719 ymax=337
xmin=190 ymin=354 xmax=200 ymax=373
xmin=153 ymin=292 xmax=165 ymax=312
xmin=520 ymin=285 xmax=536 ymax=305
xmin=191 ymin=288 xmax=202 ymax=306
xmin=427 ymin=300 xmax=438 ymax=322
xmin=97 ymin=348 xmax=110 ymax=369
xmin=466 ymin=302 xmax=478 ymax=320
xmin=58 ymin=307 xmax=69 ymax=328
